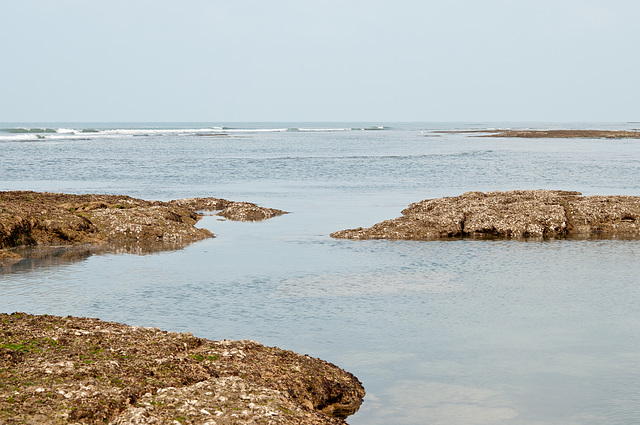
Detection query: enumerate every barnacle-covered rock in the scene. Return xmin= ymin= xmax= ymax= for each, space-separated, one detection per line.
xmin=0 ymin=191 xmax=287 ymax=260
xmin=331 ymin=190 xmax=640 ymax=240
xmin=0 ymin=313 xmax=364 ymax=424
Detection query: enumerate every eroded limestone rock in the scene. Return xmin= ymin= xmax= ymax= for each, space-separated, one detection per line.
xmin=0 ymin=191 xmax=287 ymax=260
xmin=0 ymin=313 xmax=365 ymax=425
xmin=331 ymin=190 xmax=640 ymax=240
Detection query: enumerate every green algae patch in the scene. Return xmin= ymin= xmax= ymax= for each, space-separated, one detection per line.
xmin=0 ymin=313 xmax=364 ymax=424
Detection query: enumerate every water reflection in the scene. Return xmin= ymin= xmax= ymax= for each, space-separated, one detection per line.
xmin=0 ymin=239 xmax=202 ymax=275
xmin=360 ymin=381 xmax=518 ymax=425
xmin=274 ymin=271 xmax=460 ymax=298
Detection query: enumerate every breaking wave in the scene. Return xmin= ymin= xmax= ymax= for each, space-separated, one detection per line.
xmin=1 ymin=128 xmax=58 ymax=134
xmin=0 ymin=125 xmax=391 ymax=141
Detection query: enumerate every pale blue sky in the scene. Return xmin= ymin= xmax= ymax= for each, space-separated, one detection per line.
xmin=2 ymin=0 xmax=639 ymax=122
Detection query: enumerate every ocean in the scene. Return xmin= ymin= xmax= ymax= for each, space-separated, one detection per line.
xmin=1 ymin=122 xmax=640 ymax=424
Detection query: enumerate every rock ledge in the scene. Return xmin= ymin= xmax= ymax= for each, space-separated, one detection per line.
xmin=0 ymin=313 xmax=364 ymax=424
xmin=331 ymin=190 xmax=640 ymax=240
xmin=0 ymin=191 xmax=287 ymax=259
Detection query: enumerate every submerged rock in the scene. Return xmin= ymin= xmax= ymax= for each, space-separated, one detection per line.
xmin=0 ymin=191 xmax=287 ymax=260
xmin=331 ymin=190 xmax=640 ymax=240
xmin=0 ymin=313 xmax=365 ymax=424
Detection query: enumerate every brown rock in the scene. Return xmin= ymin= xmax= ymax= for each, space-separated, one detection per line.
xmin=331 ymin=190 xmax=640 ymax=240
xmin=0 ymin=313 xmax=364 ymax=424
xmin=482 ymin=130 xmax=640 ymax=139
xmin=0 ymin=249 xmax=21 ymax=264
xmin=432 ymin=129 xmax=640 ymax=139
xmin=169 ymin=197 xmax=288 ymax=221
xmin=216 ymin=202 xmax=288 ymax=221
xmin=0 ymin=192 xmax=288 ymax=255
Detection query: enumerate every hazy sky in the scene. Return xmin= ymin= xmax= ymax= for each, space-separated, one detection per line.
xmin=2 ymin=0 xmax=639 ymax=122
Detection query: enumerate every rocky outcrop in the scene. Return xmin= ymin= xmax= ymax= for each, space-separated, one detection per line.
xmin=331 ymin=190 xmax=640 ymax=240
xmin=482 ymin=130 xmax=640 ymax=139
xmin=168 ymin=197 xmax=287 ymax=221
xmin=0 ymin=313 xmax=365 ymax=424
xmin=434 ymin=129 xmax=640 ymax=139
xmin=0 ymin=191 xmax=287 ymax=259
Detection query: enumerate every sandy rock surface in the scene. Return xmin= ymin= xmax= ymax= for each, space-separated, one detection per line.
xmin=331 ymin=190 xmax=640 ymax=240
xmin=0 ymin=313 xmax=364 ymax=425
xmin=0 ymin=191 xmax=287 ymax=260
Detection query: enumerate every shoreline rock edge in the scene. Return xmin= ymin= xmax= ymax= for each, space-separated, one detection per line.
xmin=0 ymin=191 xmax=288 ymax=260
xmin=331 ymin=190 xmax=640 ymax=240
xmin=0 ymin=313 xmax=365 ymax=424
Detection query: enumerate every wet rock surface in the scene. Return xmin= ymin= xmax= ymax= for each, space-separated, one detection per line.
xmin=168 ymin=198 xmax=287 ymax=222
xmin=0 ymin=313 xmax=365 ymax=424
xmin=0 ymin=191 xmax=287 ymax=260
xmin=331 ymin=190 xmax=640 ymax=240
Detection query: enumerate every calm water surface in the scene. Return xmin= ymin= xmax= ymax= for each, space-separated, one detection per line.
xmin=1 ymin=122 xmax=640 ymax=424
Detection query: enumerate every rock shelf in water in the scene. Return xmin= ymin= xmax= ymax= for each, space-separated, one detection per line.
xmin=0 ymin=191 xmax=287 ymax=259
xmin=433 ymin=129 xmax=640 ymax=139
xmin=331 ymin=190 xmax=640 ymax=240
xmin=0 ymin=313 xmax=365 ymax=424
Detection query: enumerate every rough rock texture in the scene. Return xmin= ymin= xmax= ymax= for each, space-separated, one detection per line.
xmin=0 ymin=313 xmax=365 ymax=425
xmin=168 ymin=198 xmax=287 ymax=222
xmin=0 ymin=192 xmax=287 ymax=260
xmin=331 ymin=190 xmax=640 ymax=240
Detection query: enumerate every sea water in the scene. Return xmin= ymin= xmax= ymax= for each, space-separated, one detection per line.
xmin=1 ymin=122 xmax=640 ymax=424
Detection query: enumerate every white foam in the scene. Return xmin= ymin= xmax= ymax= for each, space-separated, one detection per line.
xmin=0 ymin=134 xmax=39 ymax=141
xmin=297 ymin=128 xmax=352 ymax=132
xmin=0 ymin=126 xmax=376 ymax=141
xmin=222 ymin=128 xmax=288 ymax=132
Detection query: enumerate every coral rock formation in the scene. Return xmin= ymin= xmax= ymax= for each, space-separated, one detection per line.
xmin=0 ymin=191 xmax=287 ymax=260
xmin=331 ymin=190 xmax=640 ymax=240
xmin=0 ymin=313 xmax=364 ymax=424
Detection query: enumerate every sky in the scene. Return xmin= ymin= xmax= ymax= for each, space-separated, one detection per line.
xmin=2 ymin=0 xmax=639 ymax=122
